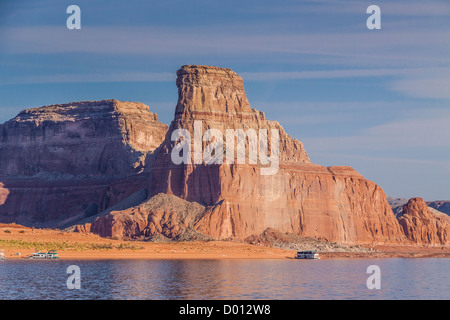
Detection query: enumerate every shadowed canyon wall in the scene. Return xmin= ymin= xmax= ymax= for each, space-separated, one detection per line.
xmin=0 ymin=100 xmax=167 ymax=226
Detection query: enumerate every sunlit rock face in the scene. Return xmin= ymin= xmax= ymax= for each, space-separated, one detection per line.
xmin=93 ymin=65 xmax=405 ymax=244
xmin=398 ymin=198 xmax=450 ymax=245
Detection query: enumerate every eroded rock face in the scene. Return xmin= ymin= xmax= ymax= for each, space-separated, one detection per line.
xmin=398 ymin=198 xmax=450 ymax=245
xmin=0 ymin=99 xmax=166 ymax=176
xmin=0 ymin=100 xmax=167 ymax=226
xmin=90 ymin=193 xmax=212 ymax=241
xmin=74 ymin=223 xmax=91 ymax=233
xmin=115 ymin=64 xmax=406 ymax=244
xmin=5 ymin=66 xmax=444 ymax=246
xmin=150 ymin=65 xmax=310 ymax=203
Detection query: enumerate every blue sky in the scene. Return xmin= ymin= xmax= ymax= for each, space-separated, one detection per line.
xmin=1 ymin=0 xmax=449 ymax=200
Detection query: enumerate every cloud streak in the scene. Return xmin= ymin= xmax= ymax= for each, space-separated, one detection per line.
xmin=265 ymin=0 xmax=450 ymax=16
xmin=241 ymin=68 xmax=450 ymax=81
xmin=303 ymin=113 xmax=450 ymax=152
xmin=391 ymin=77 xmax=450 ymax=99
xmin=0 ymin=72 xmax=175 ymax=85
xmin=2 ymin=26 xmax=450 ymax=66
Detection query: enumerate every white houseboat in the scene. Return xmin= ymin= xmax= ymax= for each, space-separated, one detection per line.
xmin=0 ymin=251 xmax=5 ymax=260
xmin=295 ymin=250 xmax=320 ymax=259
xmin=27 ymin=250 xmax=59 ymax=260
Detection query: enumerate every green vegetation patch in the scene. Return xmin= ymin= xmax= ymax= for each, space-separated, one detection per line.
xmin=0 ymin=239 xmax=144 ymax=251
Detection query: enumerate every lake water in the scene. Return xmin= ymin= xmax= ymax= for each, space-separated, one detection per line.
xmin=0 ymin=258 xmax=448 ymax=300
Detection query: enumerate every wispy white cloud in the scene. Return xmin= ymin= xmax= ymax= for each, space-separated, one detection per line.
xmin=273 ymin=114 xmax=350 ymax=126
xmin=0 ymin=72 xmax=175 ymax=85
xmin=311 ymin=152 xmax=450 ymax=168
xmin=5 ymin=66 xmax=450 ymax=99
xmin=244 ymin=67 xmax=450 ymax=101
xmin=251 ymin=100 xmax=420 ymax=111
xmin=257 ymin=0 xmax=450 ymax=16
xmin=303 ymin=112 xmax=450 ymax=152
xmin=391 ymin=77 xmax=450 ymax=99
xmin=381 ymin=1 xmax=450 ymax=16
xmin=2 ymin=26 xmax=450 ymax=66
xmin=241 ymin=67 xmax=450 ymax=81
xmin=243 ymin=67 xmax=450 ymax=101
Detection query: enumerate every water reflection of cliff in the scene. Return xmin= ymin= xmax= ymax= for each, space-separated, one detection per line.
xmin=106 ymin=259 xmax=362 ymax=299
xmin=0 ymin=259 xmax=448 ymax=299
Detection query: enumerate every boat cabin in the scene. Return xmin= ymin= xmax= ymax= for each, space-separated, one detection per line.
xmin=295 ymin=250 xmax=320 ymax=259
xmin=28 ymin=250 xmax=59 ymax=259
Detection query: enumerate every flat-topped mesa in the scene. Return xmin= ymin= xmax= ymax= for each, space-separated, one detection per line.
xmin=0 ymin=99 xmax=168 ymax=177
xmin=175 ymin=65 xmax=256 ymax=119
xmin=0 ymin=99 xmax=168 ymax=226
xmin=13 ymin=99 xmax=159 ymax=124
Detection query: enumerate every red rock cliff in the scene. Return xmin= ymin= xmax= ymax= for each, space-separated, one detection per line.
xmin=398 ymin=198 xmax=450 ymax=245
xmin=0 ymin=100 xmax=167 ymax=226
xmin=93 ymin=65 xmax=406 ymax=244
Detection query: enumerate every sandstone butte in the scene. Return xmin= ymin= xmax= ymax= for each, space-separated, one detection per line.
xmin=0 ymin=65 xmax=448 ymax=246
xmin=398 ymin=198 xmax=450 ymax=245
xmin=0 ymin=100 xmax=167 ymax=226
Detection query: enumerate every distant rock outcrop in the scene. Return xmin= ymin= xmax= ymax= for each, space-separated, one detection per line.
xmin=386 ymin=196 xmax=409 ymax=217
xmin=90 ymin=193 xmax=212 ymax=241
xmin=398 ymin=198 xmax=450 ymax=245
xmin=0 ymin=100 xmax=167 ymax=226
xmin=427 ymin=201 xmax=450 ymax=217
xmin=387 ymin=196 xmax=450 ymax=221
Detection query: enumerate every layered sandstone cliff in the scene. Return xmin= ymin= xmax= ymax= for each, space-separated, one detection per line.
xmin=398 ymin=198 xmax=450 ymax=245
xmin=0 ymin=100 xmax=167 ymax=225
xmin=2 ymin=65 xmax=445 ymax=247
xmin=92 ymin=65 xmax=406 ymax=244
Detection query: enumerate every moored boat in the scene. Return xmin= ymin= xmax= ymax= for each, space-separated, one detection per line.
xmin=0 ymin=251 xmax=5 ymax=260
xmin=27 ymin=250 xmax=59 ymax=259
xmin=295 ymin=250 xmax=320 ymax=259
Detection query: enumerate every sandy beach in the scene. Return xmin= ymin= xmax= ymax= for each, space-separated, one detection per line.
xmin=0 ymin=224 xmax=449 ymax=260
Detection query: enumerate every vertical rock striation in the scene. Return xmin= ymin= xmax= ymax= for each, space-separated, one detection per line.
xmin=398 ymin=198 xmax=450 ymax=245
xmin=96 ymin=65 xmax=406 ymax=244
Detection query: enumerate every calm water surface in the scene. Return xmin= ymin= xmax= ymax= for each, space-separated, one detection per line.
xmin=0 ymin=258 xmax=448 ymax=299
